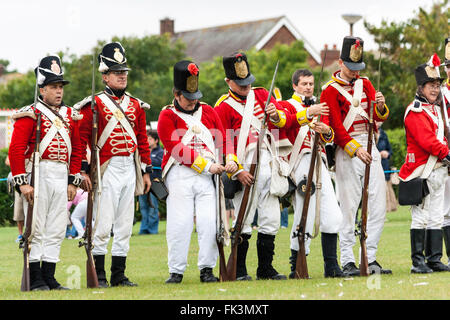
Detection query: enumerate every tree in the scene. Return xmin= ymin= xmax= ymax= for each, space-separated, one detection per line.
xmin=363 ymin=0 xmax=450 ymax=129
xmin=198 ymin=40 xmax=328 ymax=107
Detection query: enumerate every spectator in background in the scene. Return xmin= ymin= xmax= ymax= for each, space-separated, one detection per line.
xmin=5 ymin=156 xmax=24 ymax=243
xmin=66 ymin=188 xmax=88 ymax=239
xmin=138 ymin=130 xmax=163 ymax=235
xmin=376 ymin=122 xmax=398 ymax=212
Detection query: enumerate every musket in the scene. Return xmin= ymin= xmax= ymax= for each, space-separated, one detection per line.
xmin=20 ymin=61 xmax=42 ymax=291
xmin=293 ymin=50 xmax=327 ymax=279
xmin=215 ymin=149 xmax=230 ymax=281
xmin=358 ymin=49 xmax=383 ymax=277
xmin=78 ymin=53 xmax=99 ymax=288
xmin=358 ymin=102 xmax=374 ymax=277
xmin=226 ymin=61 xmax=279 ymax=281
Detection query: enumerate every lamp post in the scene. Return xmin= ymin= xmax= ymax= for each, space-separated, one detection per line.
xmin=342 ymin=14 xmax=363 ymax=36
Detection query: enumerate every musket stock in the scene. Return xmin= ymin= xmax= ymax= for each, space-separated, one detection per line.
xmin=81 ymin=53 xmax=99 ymax=288
xmin=20 ymin=70 xmax=42 ymax=291
xmin=293 ymin=50 xmax=328 ymax=280
xmin=358 ymin=101 xmax=375 ymax=277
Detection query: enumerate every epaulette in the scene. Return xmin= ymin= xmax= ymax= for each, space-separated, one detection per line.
xmin=11 ymin=104 xmax=37 ymax=121
xmin=214 ymin=94 xmax=229 ymax=107
xmin=322 ymin=79 xmax=336 ymax=90
xmin=70 ymin=107 xmax=83 ymax=121
xmin=73 ymin=95 xmax=94 ymax=111
xmin=125 ymin=92 xmax=151 ymax=110
xmin=161 ymin=104 xmax=174 ymax=111
xmin=411 ymin=100 xmax=423 ymax=112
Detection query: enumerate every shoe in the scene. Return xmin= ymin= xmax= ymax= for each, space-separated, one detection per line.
xmin=342 ymin=262 xmax=360 ymax=277
xmin=110 ymin=256 xmax=137 ymax=286
xmin=165 ymin=273 xmax=183 ymax=284
xmin=236 ymin=275 xmax=252 ymax=281
xmin=31 ymin=284 xmax=50 ymax=291
xmin=425 ymin=229 xmax=450 ymax=272
xmin=15 ymin=235 xmax=23 ymax=243
xmin=98 ymin=279 xmax=109 ymax=288
xmin=368 ymin=260 xmax=392 ymax=275
xmin=322 ymin=233 xmax=345 ymax=278
xmin=29 ymin=262 xmax=48 ymax=291
xmin=410 ymin=229 xmax=433 ymax=274
xmin=111 ymin=279 xmax=138 ymax=287
xmin=41 ymin=261 xmax=69 ymax=290
xmin=94 ymin=255 xmax=108 ymax=286
xmin=51 ymin=285 xmax=70 ymax=290
xmin=200 ymin=268 xmax=219 ymax=283
xmin=256 ymin=233 xmax=287 ymax=280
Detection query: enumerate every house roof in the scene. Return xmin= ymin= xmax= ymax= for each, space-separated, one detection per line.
xmin=172 ymin=16 xmax=321 ymax=65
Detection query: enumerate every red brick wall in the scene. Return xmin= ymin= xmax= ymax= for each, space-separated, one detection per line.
xmin=261 ymin=26 xmax=318 ymax=67
xmin=260 ymin=26 xmax=296 ymax=50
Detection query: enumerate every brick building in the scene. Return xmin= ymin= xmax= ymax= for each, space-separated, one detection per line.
xmin=160 ymin=16 xmax=324 ymax=68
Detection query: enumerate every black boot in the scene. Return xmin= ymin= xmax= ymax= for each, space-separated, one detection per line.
xmin=94 ymin=255 xmax=109 ymax=288
xmin=200 ymin=268 xmax=219 ymax=283
xmin=443 ymin=226 xmax=450 ymax=268
xmin=410 ymin=229 xmax=433 ymax=274
xmin=321 ymin=233 xmax=345 ymax=278
xmin=256 ymin=233 xmax=287 ymax=280
xmin=41 ymin=261 xmax=69 ymax=290
xmin=236 ymin=233 xmax=252 ymax=281
xmin=110 ymin=256 xmax=138 ymax=287
xmin=425 ymin=229 xmax=450 ymax=272
xmin=289 ymin=249 xmax=297 ymax=279
xmin=29 ymin=262 xmax=49 ymax=291
xmin=165 ymin=273 xmax=183 ymax=284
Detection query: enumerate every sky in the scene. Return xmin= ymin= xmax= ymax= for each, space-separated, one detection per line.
xmin=2 ymin=0 xmax=443 ymax=73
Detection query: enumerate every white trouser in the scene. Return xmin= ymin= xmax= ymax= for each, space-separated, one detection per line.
xmin=92 ymin=155 xmax=136 ymax=256
xmin=290 ymin=154 xmax=343 ymax=253
xmin=71 ymin=198 xmax=87 ymax=236
xmin=336 ymin=134 xmax=386 ymax=266
xmin=165 ymin=165 xmax=218 ymax=274
xmin=24 ymin=160 xmax=68 ymax=263
xmin=233 ymin=148 xmax=281 ymax=236
xmin=443 ymin=175 xmax=450 ymax=228
xmin=411 ymin=166 xmax=447 ymax=229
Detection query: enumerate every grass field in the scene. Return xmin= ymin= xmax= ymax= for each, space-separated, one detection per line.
xmin=0 ymin=205 xmax=449 ymax=301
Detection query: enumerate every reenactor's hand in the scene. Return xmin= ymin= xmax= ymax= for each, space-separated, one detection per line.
xmin=375 ymin=91 xmax=386 ymax=111
xmin=266 ymin=103 xmax=280 ymax=122
xmin=19 ymin=184 xmax=34 ymax=204
xmin=80 ymin=173 xmax=92 ymax=192
xmin=67 ymin=184 xmax=77 ymax=201
xmin=312 ymin=122 xmax=332 ymax=135
xmin=143 ymin=173 xmax=151 ymax=194
xmin=237 ymin=170 xmax=254 ymax=187
xmin=224 ymin=161 xmax=238 ymax=174
xmin=356 ymin=147 xmax=372 ymax=165
xmin=209 ymin=163 xmax=225 ymax=175
xmin=308 ymin=102 xmax=329 ymax=118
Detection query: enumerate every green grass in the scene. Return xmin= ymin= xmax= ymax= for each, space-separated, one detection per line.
xmin=0 ymin=205 xmax=449 ymax=300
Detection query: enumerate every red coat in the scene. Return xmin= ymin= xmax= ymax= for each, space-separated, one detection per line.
xmin=214 ymin=88 xmax=291 ymax=157
xmin=9 ymin=101 xmax=82 ymax=179
xmin=278 ymin=94 xmax=333 ymax=159
xmin=158 ymin=102 xmax=233 ymax=172
xmin=320 ymin=71 xmax=389 ymax=157
xmin=76 ymin=92 xmax=151 ymax=169
xmin=399 ymin=99 xmax=449 ymax=180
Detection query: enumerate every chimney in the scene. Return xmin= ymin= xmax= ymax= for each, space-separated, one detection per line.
xmin=321 ymin=44 xmax=340 ymax=67
xmin=160 ymin=18 xmax=174 ymax=36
